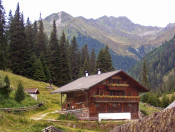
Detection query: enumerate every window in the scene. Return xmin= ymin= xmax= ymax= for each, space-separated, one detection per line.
xmin=95 ymin=88 xmax=99 ymax=95
xmin=129 ymin=103 xmax=133 ymax=107
xmin=112 ymin=104 xmax=117 ymax=107
xmin=100 ymin=91 xmax=103 ymax=96
xmin=128 ymin=91 xmax=132 ymax=96
xmin=95 ymin=103 xmax=100 ymax=107
xmin=122 ymin=91 xmax=126 ymax=96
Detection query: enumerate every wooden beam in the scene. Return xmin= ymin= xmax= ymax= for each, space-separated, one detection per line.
xmin=61 ymin=93 xmax=62 ymax=108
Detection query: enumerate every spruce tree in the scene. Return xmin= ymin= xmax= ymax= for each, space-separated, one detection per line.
xmin=39 ymin=53 xmax=51 ymax=82
xmin=34 ymin=19 xmax=47 ymax=57
xmin=57 ymin=32 xmax=71 ymax=86
xmin=96 ymin=48 xmax=105 ymax=72
xmin=70 ymin=36 xmax=80 ymax=80
xmin=0 ymin=0 xmax=8 ymax=70
xmin=33 ymin=58 xmax=45 ymax=81
xmin=9 ymin=3 xmax=27 ymax=75
xmin=48 ymin=20 xmax=59 ymax=84
xmin=3 ymin=75 xmax=11 ymax=99
xmin=141 ymin=59 xmax=151 ymax=90
xmin=15 ymin=81 xmax=25 ymax=103
xmin=89 ymin=48 xmax=96 ymax=74
xmin=104 ymin=45 xmax=114 ymax=72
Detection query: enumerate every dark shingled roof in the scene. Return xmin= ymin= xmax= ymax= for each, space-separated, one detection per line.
xmin=25 ymin=88 xmax=40 ymax=94
xmin=51 ymin=70 xmax=149 ymax=94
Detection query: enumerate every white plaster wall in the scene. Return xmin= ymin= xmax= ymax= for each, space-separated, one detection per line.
xmin=30 ymin=94 xmax=37 ymax=100
xmin=98 ymin=113 xmax=131 ymax=121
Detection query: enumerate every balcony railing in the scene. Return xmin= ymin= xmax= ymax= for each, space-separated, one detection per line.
xmin=91 ymin=95 xmax=139 ymax=102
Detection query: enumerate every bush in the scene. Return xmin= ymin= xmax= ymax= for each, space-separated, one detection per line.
xmin=57 ymin=113 xmax=77 ymax=121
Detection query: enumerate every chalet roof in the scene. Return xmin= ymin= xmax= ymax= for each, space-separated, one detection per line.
xmin=165 ymin=101 xmax=175 ymax=110
xmin=24 ymin=88 xmax=40 ymax=94
xmin=51 ymin=70 xmax=149 ymax=94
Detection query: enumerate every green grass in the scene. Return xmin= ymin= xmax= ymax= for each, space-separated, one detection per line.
xmin=139 ymin=102 xmax=160 ymax=116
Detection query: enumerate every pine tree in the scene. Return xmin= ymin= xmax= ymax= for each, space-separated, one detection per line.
xmin=48 ymin=20 xmax=59 ymax=84
xmin=104 ymin=45 xmax=114 ymax=72
xmin=25 ymin=18 xmax=35 ymax=54
xmin=15 ymin=81 xmax=25 ymax=103
xmin=39 ymin=53 xmax=51 ymax=82
xmin=33 ymin=20 xmax=38 ymax=36
xmin=34 ymin=19 xmax=47 ymax=57
xmin=0 ymin=74 xmax=11 ymax=99
xmin=0 ymin=0 xmax=8 ymax=70
xmin=57 ymin=32 xmax=71 ymax=86
xmin=3 ymin=75 xmax=11 ymax=99
xmin=96 ymin=48 xmax=105 ymax=72
xmin=70 ymin=36 xmax=80 ymax=80
xmin=9 ymin=3 xmax=27 ymax=75
xmin=141 ymin=59 xmax=151 ymax=90
xmin=33 ymin=58 xmax=45 ymax=81
xmin=89 ymin=48 xmax=96 ymax=74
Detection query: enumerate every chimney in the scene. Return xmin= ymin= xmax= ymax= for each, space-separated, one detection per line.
xmin=98 ymin=69 xmax=101 ymax=75
xmin=85 ymin=71 xmax=88 ymax=77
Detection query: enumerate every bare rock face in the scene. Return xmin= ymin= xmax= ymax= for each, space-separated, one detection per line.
xmin=110 ymin=107 xmax=175 ymax=132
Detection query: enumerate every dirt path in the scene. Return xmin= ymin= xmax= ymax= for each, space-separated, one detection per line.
xmin=30 ymin=110 xmax=64 ymax=120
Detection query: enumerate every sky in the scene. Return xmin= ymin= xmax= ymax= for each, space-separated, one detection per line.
xmin=3 ymin=0 xmax=175 ymax=27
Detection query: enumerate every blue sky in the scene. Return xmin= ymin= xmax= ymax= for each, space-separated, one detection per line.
xmin=3 ymin=0 xmax=175 ymax=27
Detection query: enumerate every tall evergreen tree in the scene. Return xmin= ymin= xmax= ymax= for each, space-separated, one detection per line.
xmin=25 ymin=18 xmax=35 ymax=54
xmin=57 ymin=32 xmax=71 ymax=86
xmin=39 ymin=53 xmax=51 ymax=82
xmin=0 ymin=0 xmax=8 ymax=70
xmin=9 ymin=3 xmax=27 ymax=75
xmin=33 ymin=20 xmax=38 ymax=36
xmin=141 ymin=59 xmax=151 ymax=90
xmin=96 ymin=45 xmax=114 ymax=73
xmin=70 ymin=36 xmax=80 ymax=80
xmin=96 ymin=48 xmax=105 ymax=72
xmin=33 ymin=58 xmax=45 ymax=81
xmin=34 ymin=19 xmax=47 ymax=57
xmin=89 ymin=48 xmax=96 ymax=74
xmin=15 ymin=81 xmax=25 ymax=103
xmin=104 ymin=45 xmax=114 ymax=72
xmin=48 ymin=20 xmax=59 ymax=84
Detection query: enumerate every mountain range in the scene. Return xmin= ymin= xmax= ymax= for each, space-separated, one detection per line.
xmin=42 ymin=11 xmax=175 ymax=70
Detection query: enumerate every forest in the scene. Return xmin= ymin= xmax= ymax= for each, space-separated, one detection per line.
xmin=0 ymin=3 xmax=114 ymax=87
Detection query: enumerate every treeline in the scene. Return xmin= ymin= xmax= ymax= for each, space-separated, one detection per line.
xmin=0 ymin=2 xmax=114 ymax=86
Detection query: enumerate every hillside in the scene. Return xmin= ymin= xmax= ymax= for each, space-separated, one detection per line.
xmin=0 ymin=70 xmax=61 ymax=111
xmin=129 ymin=35 xmax=175 ymax=92
xmin=43 ymin=11 xmax=175 ymax=59
xmin=110 ymin=107 xmax=175 ymax=132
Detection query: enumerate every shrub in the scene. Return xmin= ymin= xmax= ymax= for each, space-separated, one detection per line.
xmin=57 ymin=113 xmax=77 ymax=121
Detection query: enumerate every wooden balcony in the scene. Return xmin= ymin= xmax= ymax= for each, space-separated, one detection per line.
xmin=91 ymin=95 xmax=139 ymax=102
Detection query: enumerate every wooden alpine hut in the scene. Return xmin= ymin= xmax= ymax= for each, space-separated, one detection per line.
xmin=51 ymin=70 xmax=149 ymax=121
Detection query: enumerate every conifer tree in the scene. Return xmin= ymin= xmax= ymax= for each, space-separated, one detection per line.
xmin=70 ymin=36 xmax=80 ymax=80
xmin=15 ymin=81 xmax=25 ymax=103
xmin=96 ymin=48 xmax=105 ymax=72
xmin=89 ymin=48 xmax=96 ymax=74
xmin=57 ymin=32 xmax=71 ymax=86
xmin=9 ymin=3 xmax=27 ymax=75
xmin=34 ymin=18 xmax=47 ymax=57
xmin=39 ymin=53 xmax=51 ymax=82
xmin=141 ymin=59 xmax=151 ymax=90
xmin=48 ymin=20 xmax=59 ymax=84
xmin=0 ymin=0 xmax=8 ymax=70
xmin=33 ymin=58 xmax=45 ymax=81
xmin=3 ymin=75 xmax=11 ymax=99
xmin=33 ymin=20 xmax=38 ymax=36
xmin=104 ymin=45 xmax=114 ymax=72
xmin=96 ymin=46 xmax=114 ymax=73
xmin=25 ymin=18 xmax=35 ymax=54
